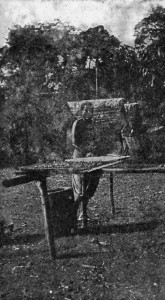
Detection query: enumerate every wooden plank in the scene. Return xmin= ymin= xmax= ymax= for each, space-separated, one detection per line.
xmin=85 ymin=159 xmax=130 ymax=173
xmin=66 ymin=155 xmax=129 ymax=163
xmin=102 ymin=168 xmax=165 ymax=174
xmin=81 ymin=174 xmax=88 ymax=229
xmin=17 ymin=169 xmax=49 ymax=177
xmin=15 ymin=157 xmax=130 ymax=177
xmin=110 ymin=172 xmax=115 ymax=214
xmin=2 ymin=176 xmax=38 ymax=188
xmin=36 ymin=179 xmax=56 ymax=259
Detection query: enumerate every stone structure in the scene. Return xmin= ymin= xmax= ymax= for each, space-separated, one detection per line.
xmin=67 ymin=98 xmax=125 ymax=157
xmin=67 ymin=99 xmax=150 ymax=160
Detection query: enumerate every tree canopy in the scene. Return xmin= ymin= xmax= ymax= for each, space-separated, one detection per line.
xmin=2 ymin=12 xmax=165 ymax=165
xmin=134 ymin=6 xmax=165 ymax=113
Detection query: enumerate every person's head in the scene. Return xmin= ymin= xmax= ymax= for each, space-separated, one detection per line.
xmin=81 ymin=102 xmax=93 ymax=120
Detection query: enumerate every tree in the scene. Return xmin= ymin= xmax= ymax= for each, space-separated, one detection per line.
xmin=134 ymin=6 xmax=165 ymax=113
xmin=77 ymin=26 xmax=121 ymax=99
xmin=0 ymin=23 xmax=72 ymax=164
xmin=0 ymin=21 xmax=140 ymax=165
xmin=73 ymin=26 xmax=139 ymax=100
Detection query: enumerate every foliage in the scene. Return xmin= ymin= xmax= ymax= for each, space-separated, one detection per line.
xmin=0 ymin=22 xmax=74 ymax=165
xmin=0 ymin=21 xmax=142 ymax=165
xmin=3 ymin=7 xmax=165 ymax=165
xmin=134 ymin=6 xmax=165 ymax=115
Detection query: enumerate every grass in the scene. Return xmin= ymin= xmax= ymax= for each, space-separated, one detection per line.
xmin=1 ymin=167 xmax=165 ymax=299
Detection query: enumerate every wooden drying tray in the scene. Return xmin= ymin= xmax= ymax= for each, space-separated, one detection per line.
xmin=66 ymin=154 xmax=130 ymax=163
xmin=2 ymin=155 xmax=130 ymax=188
xmin=2 ymin=154 xmax=130 ymax=260
xmin=65 ymin=154 xmax=130 ymax=172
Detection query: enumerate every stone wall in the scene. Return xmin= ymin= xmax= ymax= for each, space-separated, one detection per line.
xmin=66 ymin=98 xmax=126 ymax=158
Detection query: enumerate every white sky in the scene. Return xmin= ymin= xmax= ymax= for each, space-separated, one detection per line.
xmin=0 ymin=0 xmax=165 ymax=47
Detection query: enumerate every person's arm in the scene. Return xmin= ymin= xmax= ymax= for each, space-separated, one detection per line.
xmin=72 ymin=119 xmax=95 ymax=156
xmin=72 ymin=119 xmax=84 ymax=149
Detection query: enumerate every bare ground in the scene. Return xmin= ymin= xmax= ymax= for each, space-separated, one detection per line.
xmin=1 ymin=167 xmax=165 ymax=299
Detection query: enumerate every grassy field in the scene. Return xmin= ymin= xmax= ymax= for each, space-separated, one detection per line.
xmin=1 ymin=167 xmax=165 ymax=299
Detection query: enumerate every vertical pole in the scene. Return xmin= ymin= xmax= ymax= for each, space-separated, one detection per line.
xmin=109 ymin=172 xmax=115 ymax=214
xmin=81 ymin=173 xmax=87 ymax=229
xmin=96 ymin=59 xmax=98 ymax=99
xmin=36 ymin=179 xmax=56 ymax=259
xmin=24 ymin=111 xmax=29 ymax=165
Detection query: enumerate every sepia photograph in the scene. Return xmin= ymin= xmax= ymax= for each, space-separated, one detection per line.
xmin=1 ymin=0 xmax=165 ymax=299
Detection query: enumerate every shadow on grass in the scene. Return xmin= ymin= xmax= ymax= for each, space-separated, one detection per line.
xmin=3 ymin=219 xmax=160 ymax=246
xmin=56 ymin=219 xmax=161 ymax=259
xmin=2 ymin=233 xmax=45 ymax=246
xmin=54 ymin=218 xmax=160 ymax=238
xmin=1 ymin=219 xmax=160 ymax=260
xmin=57 ymin=250 xmax=101 ymax=260
xmin=77 ymin=218 xmax=160 ymax=236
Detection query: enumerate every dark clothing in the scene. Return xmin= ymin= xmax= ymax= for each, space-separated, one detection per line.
xmin=72 ymin=118 xmax=95 ymax=157
xmin=83 ymin=170 xmax=102 ymax=199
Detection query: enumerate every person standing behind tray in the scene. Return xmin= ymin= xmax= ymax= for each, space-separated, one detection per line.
xmin=71 ymin=102 xmax=102 ymax=224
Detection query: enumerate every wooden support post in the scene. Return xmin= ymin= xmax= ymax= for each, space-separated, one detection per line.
xmin=81 ymin=173 xmax=88 ymax=229
xmin=109 ymin=172 xmax=115 ymax=214
xmin=36 ymin=179 xmax=56 ymax=259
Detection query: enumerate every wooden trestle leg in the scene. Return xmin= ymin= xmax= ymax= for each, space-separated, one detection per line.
xmin=109 ymin=172 xmax=115 ymax=214
xmin=36 ymin=178 xmax=56 ymax=259
xmin=81 ymin=173 xmax=88 ymax=229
